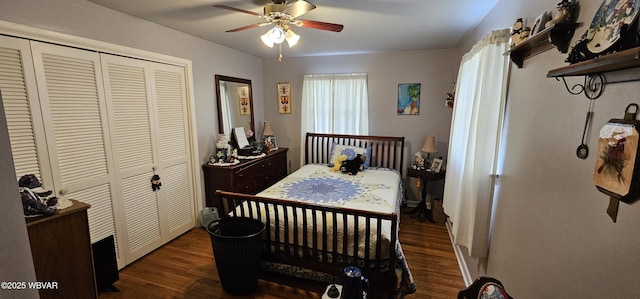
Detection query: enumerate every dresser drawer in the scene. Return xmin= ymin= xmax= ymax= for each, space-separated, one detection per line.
xmin=234 ymin=180 xmax=256 ymax=193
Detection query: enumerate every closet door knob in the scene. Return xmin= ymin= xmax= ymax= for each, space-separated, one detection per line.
xmin=59 ymin=188 xmax=69 ymax=195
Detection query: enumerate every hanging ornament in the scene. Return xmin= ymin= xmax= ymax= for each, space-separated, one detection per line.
xmin=151 ymin=174 xmax=162 ymax=191
xmin=593 ymin=104 xmax=640 ymax=222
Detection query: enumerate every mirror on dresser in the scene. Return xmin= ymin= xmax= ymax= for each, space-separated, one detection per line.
xmin=215 ymin=75 xmax=255 ymax=136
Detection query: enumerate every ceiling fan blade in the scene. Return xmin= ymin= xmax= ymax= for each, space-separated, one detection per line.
xmin=295 ymin=19 xmax=344 ymax=32
xmin=214 ymin=4 xmax=261 ymax=17
xmin=225 ymin=22 xmax=271 ymax=33
xmin=282 ymin=0 xmax=316 ymax=19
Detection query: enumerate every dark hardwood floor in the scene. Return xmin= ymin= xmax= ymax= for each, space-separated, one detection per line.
xmin=98 ymin=211 xmax=464 ymax=299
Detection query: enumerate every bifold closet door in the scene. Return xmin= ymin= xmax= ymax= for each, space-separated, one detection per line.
xmin=0 ymin=36 xmax=52 ymax=184
xmin=2 ymin=37 xmax=195 ymax=269
xmin=150 ymin=63 xmax=195 ymax=240
xmin=101 ymin=55 xmax=194 ymax=263
xmin=29 ymin=41 xmax=121 ymax=265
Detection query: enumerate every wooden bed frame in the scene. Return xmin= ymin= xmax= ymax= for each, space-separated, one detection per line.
xmin=216 ymin=133 xmax=406 ymax=298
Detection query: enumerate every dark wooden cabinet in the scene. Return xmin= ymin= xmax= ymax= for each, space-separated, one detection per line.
xmin=203 ymin=148 xmax=288 ymax=210
xmin=26 ymin=200 xmax=97 ymax=299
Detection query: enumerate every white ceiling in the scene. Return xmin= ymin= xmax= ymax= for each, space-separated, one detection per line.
xmin=87 ymin=0 xmax=499 ymax=58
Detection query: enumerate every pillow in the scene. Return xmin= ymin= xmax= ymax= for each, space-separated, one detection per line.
xmin=328 ymin=143 xmax=372 ymax=168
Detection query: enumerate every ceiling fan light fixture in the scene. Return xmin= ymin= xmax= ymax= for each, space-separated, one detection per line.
xmin=260 ymin=32 xmax=274 ymax=47
xmin=267 ymin=26 xmax=286 ymax=44
xmin=284 ymin=29 xmax=300 ymax=47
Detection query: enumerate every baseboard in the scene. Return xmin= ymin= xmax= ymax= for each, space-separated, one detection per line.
xmin=446 ymin=220 xmax=473 ymax=286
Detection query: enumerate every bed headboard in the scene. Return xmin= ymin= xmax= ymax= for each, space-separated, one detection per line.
xmin=304 ymin=133 xmax=405 ymax=173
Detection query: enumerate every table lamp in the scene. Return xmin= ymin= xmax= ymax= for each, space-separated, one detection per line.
xmin=421 ymin=135 xmax=438 ymax=165
xmin=262 ymin=121 xmax=277 ymax=151
xmin=262 ymin=121 xmax=274 ymax=137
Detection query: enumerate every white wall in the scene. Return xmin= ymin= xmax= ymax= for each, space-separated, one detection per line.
xmin=262 ymin=50 xmax=460 ymax=174
xmin=0 ymin=93 xmax=38 ymax=299
xmin=0 ymin=0 xmax=265 ymax=208
xmin=458 ymin=0 xmax=640 ymax=297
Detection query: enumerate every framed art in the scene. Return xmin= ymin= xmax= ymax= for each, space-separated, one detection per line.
xmin=277 ymin=82 xmax=291 ymax=114
xmin=237 ymin=85 xmax=251 ymax=115
xmin=397 ymin=83 xmax=420 ymax=115
xmin=264 ymin=136 xmax=278 ymax=151
xmin=530 ymin=11 xmax=550 ymax=36
xmin=430 ymin=158 xmax=443 ymax=173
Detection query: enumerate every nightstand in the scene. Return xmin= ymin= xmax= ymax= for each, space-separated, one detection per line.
xmin=406 ymin=168 xmax=445 ymax=222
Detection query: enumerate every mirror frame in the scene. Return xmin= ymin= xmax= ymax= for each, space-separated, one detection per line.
xmin=215 ymin=74 xmax=255 ymax=136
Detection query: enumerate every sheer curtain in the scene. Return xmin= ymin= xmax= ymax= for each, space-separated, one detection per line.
xmin=219 ymin=82 xmax=232 ymax=135
xmin=300 ymin=73 xmax=369 ymax=160
xmin=443 ymin=29 xmax=510 ymax=258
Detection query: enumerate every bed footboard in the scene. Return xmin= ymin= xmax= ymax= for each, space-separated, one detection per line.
xmin=216 ymin=190 xmax=399 ymax=298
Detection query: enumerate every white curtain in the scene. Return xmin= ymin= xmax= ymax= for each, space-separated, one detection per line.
xmin=300 ymin=73 xmax=369 ymax=161
xmin=443 ymin=29 xmax=510 ymax=258
xmin=301 ymin=73 xmax=369 ymax=134
xmin=219 ymin=82 xmax=232 ymax=136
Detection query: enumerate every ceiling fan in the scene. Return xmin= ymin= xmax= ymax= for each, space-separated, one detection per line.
xmin=214 ymin=0 xmax=344 ymax=49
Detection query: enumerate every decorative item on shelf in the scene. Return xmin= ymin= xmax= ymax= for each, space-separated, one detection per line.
xmin=546 ymin=0 xmax=580 ymax=28
xmin=445 ymin=82 xmax=456 ymax=108
xmin=262 ymin=121 xmax=278 ymax=151
xmin=566 ymin=0 xmax=640 ymax=64
xmin=530 ymin=11 xmax=552 ymax=36
xmin=593 ymin=104 xmax=640 ymax=223
xmin=509 ymin=18 xmax=527 ymax=48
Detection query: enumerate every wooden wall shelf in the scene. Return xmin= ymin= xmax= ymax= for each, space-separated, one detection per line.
xmin=546 ymin=46 xmax=640 ymax=77
xmin=507 ymin=23 xmax=579 ymax=68
xmin=546 ymin=46 xmax=640 ymax=99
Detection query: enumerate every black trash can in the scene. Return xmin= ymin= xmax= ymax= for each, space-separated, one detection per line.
xmin=206 ymin=217 xmax=265 ymax=295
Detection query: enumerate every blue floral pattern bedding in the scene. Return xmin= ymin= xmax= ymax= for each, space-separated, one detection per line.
xmin=255 ymin=164 xmax=416 ymax=298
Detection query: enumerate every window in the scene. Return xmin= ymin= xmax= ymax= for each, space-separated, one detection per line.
xmin=300 ymin=73 xmax=369 ymax=136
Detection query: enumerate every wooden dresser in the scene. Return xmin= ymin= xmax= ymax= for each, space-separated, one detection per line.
xmin=203 ymin=148 xmax=288 ymax=211
xmin=25 ymin=199 xmax=97 ymax=299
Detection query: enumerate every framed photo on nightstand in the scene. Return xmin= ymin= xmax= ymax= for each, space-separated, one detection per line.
xmin=429 ymin=158 xmax=443 ymax=173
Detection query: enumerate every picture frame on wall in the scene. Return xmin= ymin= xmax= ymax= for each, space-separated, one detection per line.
xmin=277 ymin=82 xmax=291 ymax=114
xmin=397 ymin=83 xmax=420 ymax=115
xmin=238 ymin=85 xmax=251 ymax=115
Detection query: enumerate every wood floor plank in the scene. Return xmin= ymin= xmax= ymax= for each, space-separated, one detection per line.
xmin=99 ymin=212 xmax=464 ymax=298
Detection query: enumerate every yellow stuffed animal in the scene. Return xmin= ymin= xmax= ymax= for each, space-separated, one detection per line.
xmin=330 ymin=154 xmax=348 ymax=172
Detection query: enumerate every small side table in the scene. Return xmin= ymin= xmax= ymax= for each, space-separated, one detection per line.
xmin=406 ymin=168 xmax=445 ymax=222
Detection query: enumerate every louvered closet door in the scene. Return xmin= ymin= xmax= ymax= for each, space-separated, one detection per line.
xmin=100 ymin=54 xmax=163 ymax=263
xmin=29 ymin=41 xmax=120 ymax=265
xmin=151 ymin=63 xmax=195 ymax=240
xmin=0 ymin=36 xmax=52 ymax=185
xmin=101 ymin=55 xmax=195 ymax=263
